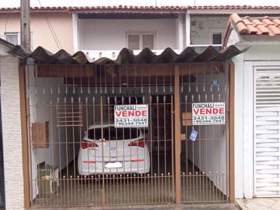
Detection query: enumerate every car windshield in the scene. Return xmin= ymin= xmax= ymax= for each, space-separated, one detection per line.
xmin=87 ymin=127 xmax=141 ymax=140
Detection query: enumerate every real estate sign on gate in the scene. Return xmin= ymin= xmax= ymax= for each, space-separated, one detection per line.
xmin=114 ymin=104 xmax=149 ymax=128
xmin=192 ymin=102 xmax=225 ymax=125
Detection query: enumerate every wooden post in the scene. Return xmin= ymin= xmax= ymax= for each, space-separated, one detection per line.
xmin=19 ymin=65 xmax=31 ymax=208
xmin=174 ymin=65 xmax=181 ymax=204
xmin=20 ymin=0 xmax=31 ymax=52
xmin=229 ymin=63 xmax=235 ymax=202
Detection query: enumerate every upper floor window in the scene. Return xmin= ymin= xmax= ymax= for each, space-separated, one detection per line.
xmin=127 ymin=33 xmax=155 ymax=50
xmin=212 ymin=32 xmax=222 ymax=45
xmin=5 ymin=32 xmax=19 ymax=45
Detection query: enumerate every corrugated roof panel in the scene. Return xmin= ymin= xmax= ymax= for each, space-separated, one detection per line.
xmin=16 ymin=45 xmax=242 ymax=65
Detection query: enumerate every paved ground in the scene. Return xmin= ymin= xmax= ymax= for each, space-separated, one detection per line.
xmin=34 ymin=175 xmax=226 ymax=208
xmin=31 ymin=203 xmax=239 ymax=210
xmin=236 ymin=198 xmax=280 ymax=210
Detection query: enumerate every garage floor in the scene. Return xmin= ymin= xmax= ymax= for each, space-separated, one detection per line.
xmin=31 ymin=203 xmax=238 ymax=210
xmin=33 ymin=154 xmax=226 ymax=208
xmin=33 ymin=174 xmax=225 ymax=208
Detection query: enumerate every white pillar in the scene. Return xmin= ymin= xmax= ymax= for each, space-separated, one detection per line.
xmin=0 ymin=56 xmax=25 ymax=210
xmin=185 ymin=13 xmax=191 ymax=47
xmin=72 ymin=13 xmax=79 ymax=52
xmin=176 ymin=14 xmax=185 ymax=51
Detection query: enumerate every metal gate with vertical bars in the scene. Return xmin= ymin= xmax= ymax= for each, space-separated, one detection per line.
xmin=21 ymin=46 xmax=238 ymax=208
xmin=30 ymin=64 xmax=175 ymax=207
xmin=179 ymin=64 xmax=230 ymax=203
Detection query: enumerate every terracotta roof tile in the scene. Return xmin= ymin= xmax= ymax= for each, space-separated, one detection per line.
xmin=229 ymin=13 xmax=280 ymax=36
xmin=262 ymin=17 xmax=274 ymax=25
xmin=272 ymin=19 xmax=280 ymax=27
xmin=1 ymin=5 xmax=280 ymax=13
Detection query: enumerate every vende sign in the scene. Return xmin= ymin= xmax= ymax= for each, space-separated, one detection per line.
xmin=192 ymin=102 xmax=225 ymax=125
xmin=114 ymin=104 xmax=149 ymax=128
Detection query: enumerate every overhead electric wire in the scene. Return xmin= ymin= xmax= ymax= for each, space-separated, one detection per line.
xmin=37 ymin=0 xmax=61 ymax=50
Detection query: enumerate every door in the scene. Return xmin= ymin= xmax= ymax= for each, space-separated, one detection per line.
xmin=254 ymin=68 xmax=280 ymax=197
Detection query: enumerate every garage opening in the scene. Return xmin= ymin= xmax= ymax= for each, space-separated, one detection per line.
xmin=179 ymin=65 xmax=230 ymax=203
xmin=23 ymin=46 xmax=237 ymax=208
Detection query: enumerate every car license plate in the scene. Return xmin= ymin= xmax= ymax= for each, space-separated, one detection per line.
xmin=105 ymin=162 xmax=122 ymax=169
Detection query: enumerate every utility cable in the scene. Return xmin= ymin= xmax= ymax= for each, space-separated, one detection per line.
xmin=37 ymin=0 xmax=61 ymax=50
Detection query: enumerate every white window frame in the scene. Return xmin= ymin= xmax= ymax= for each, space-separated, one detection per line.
xmin=126 ymin=32 xmax=156 ymax=50
xmin=4 ymin=32 xmax=20 ymax=45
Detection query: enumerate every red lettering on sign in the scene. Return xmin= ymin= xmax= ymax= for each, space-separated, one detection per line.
xmin=135 ymin=111 xmax=141 ymax=116
xmin=193 ymin=107 xmax=225 ymax=115
xmin=128 ymin=110 xmax=134 ymax=116
xmin=123 ymin=111 xmax=127 ymax=117
xmin=205 ymin=108 xmax=212 ymax=114
xmin=213 ymin=108 xmax=218 ymax=114
xmin=116 ymin=109 xmax=149 ymax=117
xmin=116 ymin=111 xmax=122 ymax=117
xmin=142 ymin=110 xmax=148 ymax=116
xmin=193 ymin=109 xmax=199 ymax=114
xmin=200 ymin=109 xmax=205 ymax=114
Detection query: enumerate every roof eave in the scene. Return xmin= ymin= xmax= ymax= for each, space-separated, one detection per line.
xmin=240 ymin=34 xmax=280 ymax=43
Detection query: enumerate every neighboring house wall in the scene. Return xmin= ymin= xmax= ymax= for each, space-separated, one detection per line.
xmin=190 ymin=15 xmax=228 ymax=45
xmin=0 ymin=55 xmax=24 ymax=210
xmin=0 ymin=13 xmax=73 ymax=53
xmin=241 ymin=45 xmax=280 ymax=198
xmin=78 ymin=18 xmax=178 ymax=50
xmin=227 ymin=26 xmax=280 ymax=198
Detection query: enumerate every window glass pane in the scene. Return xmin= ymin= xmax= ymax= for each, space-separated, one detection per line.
xmin=88 ymin=127 xmax=140 ymax=140
xmin=142 ymin=34 xmax=154 ymax=49
xmin=88 ymin=128 xmax=101 ymax=140
xmin=212 ymin=33 xmax=222 ymax=44
xmin=103 ymin=127 xmax=116 ymax=140
xmin=128 ymin=34 xmax=140 ymax=50
xmin=5 ymin=33 xmax=18 ymax=45
xmin=115 ymin=128 xmax=139 ymax=140
xmin=116 ymin=128 xmax=124 ymax=140
xmin=123 ymin=128 xmax=139 ymax=139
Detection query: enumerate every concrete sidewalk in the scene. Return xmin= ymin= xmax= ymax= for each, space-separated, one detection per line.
xmin=236 ymin=198 xmax=280 ymax=210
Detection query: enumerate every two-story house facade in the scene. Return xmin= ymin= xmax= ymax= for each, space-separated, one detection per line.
xmin=1 ymin=5 xmax=280 ymax=54
xmin=0 ymin=5 xmax=280 ymax=210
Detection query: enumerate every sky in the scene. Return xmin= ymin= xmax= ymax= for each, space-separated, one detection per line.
xmin=0 ymin=0 xmax=279 ymax=7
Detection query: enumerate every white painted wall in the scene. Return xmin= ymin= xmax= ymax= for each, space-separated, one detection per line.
xmin=78 ymin=18 xmax=178 ymax=50
xmin=241 ymin=47 xmax=280 ymax=199
xmin=78 ymin=15 xmax=229 ymax=51
xmin=28 ymin=67 xmax=65 ymax=198
xmin=176 ymin=14 xmax=185 ymax=50
xmin=187 ymin=72 xmax=228 ymax=194
xmin=190 ymin=15 xmax=228 ymax=45
xmin=28 ymin=67 xmax=84 ymax=199
xmin=0 ymin=55 xmax=24 ymax=210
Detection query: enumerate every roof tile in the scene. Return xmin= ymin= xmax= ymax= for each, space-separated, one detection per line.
xmin=1 ymin=5 xmax=280 ymax=13
xmin=229 ymin=13 xmax=280 ymax=36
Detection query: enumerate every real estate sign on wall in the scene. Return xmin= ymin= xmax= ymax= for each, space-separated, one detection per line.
xmin=114 ymin=104 xmax=149 ymax=128
xmin=192 ymin=102 xmax=225 ymax=125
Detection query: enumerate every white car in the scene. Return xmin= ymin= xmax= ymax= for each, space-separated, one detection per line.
xmin=78 ymin=124 xmax=150 ymax=175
